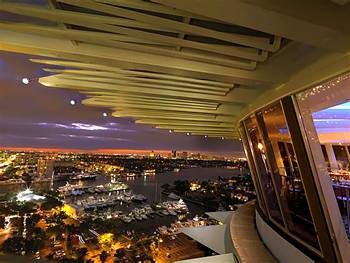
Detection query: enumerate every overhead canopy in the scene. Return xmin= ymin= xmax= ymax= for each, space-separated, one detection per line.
xmin=175 ymin=253 xmax=236 ymax=263
xmin=1 ymin=0 xmax=350 ymax=138
xmin=181 ymin=224 xmax=234 ymax=255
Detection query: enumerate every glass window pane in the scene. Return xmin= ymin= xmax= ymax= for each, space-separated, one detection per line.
xmin=333 ymin=145 xmax=350 ymax=170
xmin=321 ymin=145 xmax=330 ymax=169
xmin=260 ymin=103 xmax=320 ymax=249
xmin=239 ymin=123 xmax=267 ymax=215
xmin=244 ymin=115 xmax=284 ymax=225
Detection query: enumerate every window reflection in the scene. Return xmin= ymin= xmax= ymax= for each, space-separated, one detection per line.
xmin=260 ymin=103 xmax=319 ymax=249
xmin=244 ymin=116 xmax=284 ymax=225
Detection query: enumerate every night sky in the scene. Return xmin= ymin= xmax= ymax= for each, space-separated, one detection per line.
xmin=0 ymin=51 xmax=243 ymax=156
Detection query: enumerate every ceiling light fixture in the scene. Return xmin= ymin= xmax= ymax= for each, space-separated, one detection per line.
xmin=21 ymin=77 xmax=30 ymax=85
xmin=69 ymin=99 xmax=77 ymax=106
xmin=103 ymin=112 xmax=108 ymax=117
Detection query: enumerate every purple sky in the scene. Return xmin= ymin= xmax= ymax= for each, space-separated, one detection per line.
xmin=0 ymin=51 xmax=243 ymax=156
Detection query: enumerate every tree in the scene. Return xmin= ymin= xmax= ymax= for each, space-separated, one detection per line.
xmin=0 ymin=215 xmax=5 ymax=229
xmin=99 ymin=250 xmax=109 ymax=263
xmin=2 ymin=236 xmax=24 ymax=254
xmin=77 ymin=247 xmax=88 ymax=260
xmin=22 ymin=172 xmax=33 ymax=188
xmin=98 ymin=233 xmax=114 ymax=251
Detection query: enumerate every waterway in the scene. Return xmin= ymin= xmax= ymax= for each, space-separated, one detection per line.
xmin=0 ymin=167 xmax=240 ymax=234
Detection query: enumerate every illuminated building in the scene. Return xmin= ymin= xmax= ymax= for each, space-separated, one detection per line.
xmin=2 ymin=1 xmax=350 ymax=262
xmin=179 ymin=151 xmax=188 ymax=159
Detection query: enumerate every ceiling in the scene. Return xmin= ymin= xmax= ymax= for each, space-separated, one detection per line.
xmin=1 ymin=0 xmax=350 ymax=139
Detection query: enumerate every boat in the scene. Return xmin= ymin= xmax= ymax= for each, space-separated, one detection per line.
xmin=132 ymin=194 xmax=147 ymax=202
xmin=168 ymin=192 xmax=180 ymax=200
xmin=70 ymin=173 xmax=97 ymax=181
xmin=168 ymin=210 xmax=177 ymax=216
xmin=161 ymin=210 xmax=169 ymax=216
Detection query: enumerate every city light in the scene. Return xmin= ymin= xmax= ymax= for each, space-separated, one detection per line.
xmin=21 ymin=77 xmax=30 ymax=85
xmin=257 ymin=142 xmax=264 ymax=150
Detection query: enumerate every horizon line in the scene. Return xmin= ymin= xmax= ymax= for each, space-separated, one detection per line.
xmin=0 ymin=146 xmax=243 ymax=157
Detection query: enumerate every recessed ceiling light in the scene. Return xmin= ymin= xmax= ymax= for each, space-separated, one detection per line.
xmin=186 ymin=132 xmax=190 ymax=136
xmin=103 ymin=112 xmax=108 ymax=117
xmin=21 ymin=77 xmax=30 ymax=85
xmin=204 ymin=135 xmax=208 ymax=138
xmin=69 ymin=99 xmax=76 ymax=105
xmin=221 ymin=137 xmax=224 ymax=140
xmin=169 ymin=130 xmax=173 ymax=133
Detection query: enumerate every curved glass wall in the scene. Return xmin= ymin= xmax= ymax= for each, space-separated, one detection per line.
xmin=240 ymin=71 xmax=350 ymax=262
xmin=242 ymin=103 xmax=320 ymax=250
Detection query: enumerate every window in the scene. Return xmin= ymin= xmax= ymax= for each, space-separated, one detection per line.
xmin=244 ymin=115 xmax=284 ymax=225
xmin=259 ymin=103 xmax=319 ymax=249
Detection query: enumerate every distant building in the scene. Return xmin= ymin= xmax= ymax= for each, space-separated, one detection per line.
xmin=171 ymin=150 xmax=177 ymax=158
xmin=179 ymin=151 xmax=188 ymax=159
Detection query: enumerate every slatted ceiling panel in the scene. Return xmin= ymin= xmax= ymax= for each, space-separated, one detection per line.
xmin=0 ymin=0 xmax=286 ymax=139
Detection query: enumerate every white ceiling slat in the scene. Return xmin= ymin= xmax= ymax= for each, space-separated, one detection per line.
xmin=37 ymin=60 xmax=235 ymax=87
xmin=95 ymin=0 xmax=212 ymax=21
xmin=113 ymin=111 xmax=234 ymax=121
xmin=79 ymin=91 xmax=221 ymax=107
xmin=43 ymin=69 xmax=231 ymax=91
xmin=58 ymin=0 xmax=275 ymax=52
xmin=0 ymin=31 xmax=273 ymax=85
xmin=0 ymin=3 xmax=267 ymax=62
xmin=51 ymin=72 xmax=230 ymax=92
xmin=38 ymin=75 xmax=248 ymax=103
xmin=83 ymin=96 xmax=219 ymax=109
xmin=55 ymin=75 xmax=228 ymax=95
xmin=0 ymin=23 xmax=255 ymax=69
xmin=135 ymin=119 xmax=233 ymax=126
